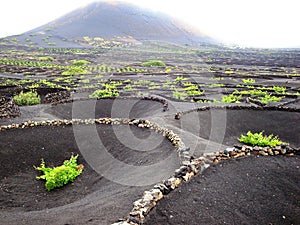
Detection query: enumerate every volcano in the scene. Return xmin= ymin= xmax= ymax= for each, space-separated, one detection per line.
xmin=17 ymin=1 xmax=212 ymax=47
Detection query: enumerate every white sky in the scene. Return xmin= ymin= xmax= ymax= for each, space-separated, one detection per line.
xmin=0 ymin=0 xmax=299 ymax=48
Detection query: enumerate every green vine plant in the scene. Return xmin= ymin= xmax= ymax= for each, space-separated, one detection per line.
xmin=242 ymin=78 xmax=256 ymax=84
xmin=34 ymin=155 xmax=84 ymax=191
xmin=214 ymin=94 xmax=242 ymax=103
xmin=142 ymin=60 xmax=166 ymax=67
xmin=238 ymin=131 xmax=286 ymax=147
xmin=258 ymin=94 xmax=282 ymax=104
xmin=89 ymin=89 xmax=119 ymax=98
xmin=13 ymin=91 xmax=41 ymax=106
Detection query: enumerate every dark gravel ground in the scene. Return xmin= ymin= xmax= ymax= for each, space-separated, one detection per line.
xmin=145 ymin=155 xmax=300 ymax=225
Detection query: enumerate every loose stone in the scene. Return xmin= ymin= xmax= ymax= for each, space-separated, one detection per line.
xmin=165 ymin=177 xmax=181 ymax=190
xmin=281 ymin=148 xmax=287 ymax=155
xmin=267 ymin=148 xmax=274 ymax=156
xmin=259 ymin=150 xmax=268 ymax=156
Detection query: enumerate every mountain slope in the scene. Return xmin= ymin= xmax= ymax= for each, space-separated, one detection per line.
xmin=3 ymin=1 xmax=213 ymax=47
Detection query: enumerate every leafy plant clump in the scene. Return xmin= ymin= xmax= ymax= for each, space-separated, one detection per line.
xmin=238 ymin=131 xmax=285 ymax=147
xmin=142 ymin=60 xmax=166 ymax=67
xmin=39 ymin=56 xmax=54 ymax=61
xmin=172 ymin=89 xmax=188 ymax=100
xmin=175 ymin=76 xmax=188 ymax=82
xmin=62 ymin=66 xmax=89 ymax=76
xmin=89 ymin=89 xmax=119 ymax=98
xmin=35 ymin=155 xmax=84 ymax=191
xmin=242 ymin=78 xmax=256 ymax=84
xmin=13 ymin=91 xmax=41 ymax=106
xmin=259 ymin=94 xmax=282 ymax=104
xmin=221 ymin=94 xmax=242 ymax=103
xmin=72 ymin=60 xmax=91 ymax=67
xmin=272 ymin=86 xmax=286 ymax=94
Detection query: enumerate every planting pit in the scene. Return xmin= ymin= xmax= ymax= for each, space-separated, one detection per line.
xmin=168 ymin=108 xmax=300 ymax=156
xmin=0 ymin=122 xmax=180 ymax=225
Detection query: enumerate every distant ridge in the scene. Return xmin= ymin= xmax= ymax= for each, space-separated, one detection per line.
xmin=3 ymin=1 xmax=214 ymax=47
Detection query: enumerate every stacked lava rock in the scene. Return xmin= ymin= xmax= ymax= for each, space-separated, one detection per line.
xmin=0 ymin=97 xmax=20 ymax=118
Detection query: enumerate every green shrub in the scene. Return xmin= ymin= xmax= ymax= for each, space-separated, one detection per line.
xmin=221 ymin=94 xmax=242 ymax=103
xmin=142 ymin=60 xmax=166 ymax=67
xmin=238 ymin=131 xmax=285 ymax=147
xmin=165 ymin=67 xmax=172 ymax=73
xmin=89 ymin=89 xmax=119 ymax=98
xmin=174 ymin=76 xmax=188 ymax=82
xmin=39 ymin=56 xmax=54 ymax=61
xmin=209 ymin=83 xmax=225 ymax=87
xmin=186 ymin=90 xmax=204 ymax=96
xmin=272 ymin=86 xmax=286 ymax=93
xmin=259 ymin=94 xmax=282 ymax=104
xmin=172 ymin=89 xmax=188 ymax=100
xmin=72 ymin=60 xmax=91 ymax=67
xmin=233 ymin=89 xmax=267 ymax=96
xmin=13 ymin=91 xmax=41 ymax=106
xmin=242 ymin=78 xmax=256 ymax=84
xmin=35 ymin=155 xmax=83 ymax=191
xmin=62 ymin=67 xmax=89 ymax=76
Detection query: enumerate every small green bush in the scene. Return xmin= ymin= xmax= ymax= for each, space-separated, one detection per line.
xmin=242 ymin=78 xmax=256 ymax=84
xmin=172 ymin=90 xmax=188 ymax=100
xmin=259 ymin=94 xmax=282 ymax=104
xmin=72 ymin=60 xmax=91 ymax=67
xmin=35 ymin=155 xmax=84 ymax=191
xmin=239 ymin=131 xmax=285 ymax=147
xmin=233 ymin=89 xmax=267 ymax=96
xmin=186 ymin=90 xmax=204 ymax=96
xmin=13 ymin=91 xmax=41 ymax=106
xmin=62 ymin=67 xmax=89 ymax=76
xmin=89 ymin=89 xmax=119 ymax=98
xmin=174 ymin=76 xmax=188 ymax=82
xmin=272 ymin=86 xmax=286 ymax=93
xmin=221 ymin=94 xmax=242 ymax=103
xmin=39 ymin=56 xmax=54 ymax=61
xmin=142 ymin=60 xmax=166 ymax=67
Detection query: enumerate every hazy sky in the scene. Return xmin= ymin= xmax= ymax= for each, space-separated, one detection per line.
xmin=0 ymin=0 xmax=299 ymax=48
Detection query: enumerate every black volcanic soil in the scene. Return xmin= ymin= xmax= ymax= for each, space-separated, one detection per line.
xmin=0 ymin=38 xmax=299 ymax=225
xmin=46 ymin=98 xmax=166 ymax=119
xmin=145 ymin=155 xmax=300 ymax=225
xmin=0 ymin=124 xmax=179 ymax=225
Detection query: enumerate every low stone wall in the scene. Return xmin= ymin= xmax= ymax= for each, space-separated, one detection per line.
xmin=112 ymin=144 xmax=299 ymax=225
xmin=44 ymin=90 xmax=71 ymax=104
xmin=0 ymin=97 xmax=20 ymax=118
